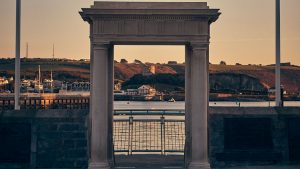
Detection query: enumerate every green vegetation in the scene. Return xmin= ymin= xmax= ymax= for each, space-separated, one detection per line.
xmin=1 ymin=58 xmax=300 ymax=95
xmin=122 ymin=73 xmax=184 ymax=92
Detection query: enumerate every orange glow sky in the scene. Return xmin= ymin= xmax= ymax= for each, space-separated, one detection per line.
xmin=0 ymin=0 xmax=299 ymax=65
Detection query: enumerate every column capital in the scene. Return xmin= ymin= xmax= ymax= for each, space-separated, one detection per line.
xmin=189 ymin=42 xmax=209 ymax=51
xmin=93 ymin=43 xmax=111 ymax=50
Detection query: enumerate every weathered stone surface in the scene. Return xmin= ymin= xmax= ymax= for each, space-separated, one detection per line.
xmin=0 ymin=109 xmax=88 ymax=169
xmin=209 ymin=107 xmax=300 ymax=167
xmin=288 ymin=118 xmax=300 ymax=161
xmin=0 ymin=123 xmax=31 ymax=163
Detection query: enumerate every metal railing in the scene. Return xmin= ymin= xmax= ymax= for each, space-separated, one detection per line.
xmin=113 ymin=110 xmax=185 ymax=155
xmin=0 ymin=96 xmax=89 ymax=110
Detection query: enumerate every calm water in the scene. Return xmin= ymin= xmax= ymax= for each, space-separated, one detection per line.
xmin=114 ymin=101 xmax=300 ymax=110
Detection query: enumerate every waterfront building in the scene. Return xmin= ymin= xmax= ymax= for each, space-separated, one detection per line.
xmin=21 ymin=79 xmax=31 ymax=87
xmin=126 ymin=89 xmax=139 ymax=96
xmin=149 ymin=65 xmax=156 ymax=74
xmin=0 ymin=77 xmax=9 ymax=86
xmin=114 ymin=80 xmax=122 ymax=91
xmin=143 ymin=65 xmax=156 ymax=76
xmin=70 ymin=82 xmax=90 ymax=91
xmin=138 ymin=85 xmax=156 ymax=96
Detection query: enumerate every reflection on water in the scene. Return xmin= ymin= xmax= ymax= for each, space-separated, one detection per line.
xmin=114 ymin=101 xmax=300 ymax=110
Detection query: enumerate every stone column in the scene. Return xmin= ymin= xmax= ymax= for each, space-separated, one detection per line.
xmin=88 ymin=44 xmax=111 ymax=169
xmin=88 ymin=22 xmax=94 ymax=160
xmin=188 ymin=44 xmax=210 ymax=169
xmin=185 ymin=45 xmax=192 ymax=167
xmin=107 ymin=45 xmax=114 ymax=166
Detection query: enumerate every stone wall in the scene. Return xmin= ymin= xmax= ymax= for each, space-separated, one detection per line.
xmin=0 ymin=110 xmax=89 ymax=169
xmin=0 ymin=107 xmax=299 ymax=168
xmin=209 ymin=107 xmax=300 ymax=167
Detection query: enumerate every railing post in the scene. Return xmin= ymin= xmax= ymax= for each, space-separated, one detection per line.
xmin=128 ymin=116 xmax=133 ymax=155
xmin=161 ymin=115 xmax=165 ymax=155
xmin=34 ymin=99 xmax=37 ymax=109
xmin=23 ymin=98 xmax=26 ymax=109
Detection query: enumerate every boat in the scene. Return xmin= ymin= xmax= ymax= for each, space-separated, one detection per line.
xmin=168 ymin=98 xmax=176 ymax=102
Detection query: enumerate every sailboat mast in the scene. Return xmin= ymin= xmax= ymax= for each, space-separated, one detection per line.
xmin=51 ymin=44 xmax=54 ymax=93
xmin=38 ymin=65 xmax=41 ymax=94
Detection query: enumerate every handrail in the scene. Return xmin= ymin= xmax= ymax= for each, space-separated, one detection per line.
xmin=114 ymin=109 xmax=185 ymax=116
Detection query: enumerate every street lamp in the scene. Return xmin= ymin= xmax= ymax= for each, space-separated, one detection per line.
xmin=275 ymin=0 xmax=282 ymax=107
xmin=15 ymin=0 xmax=21 ymax=110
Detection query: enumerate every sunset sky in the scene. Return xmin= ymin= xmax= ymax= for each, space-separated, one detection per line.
xmin=0 ymin=0 xmax=299 ymax=65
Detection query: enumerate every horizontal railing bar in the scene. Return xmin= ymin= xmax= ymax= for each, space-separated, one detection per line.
xmin=165 ymin=120 xmax=185 ymax=122
xmin=114 ymin=109 xmax=185 ymax=112
xmin=164 ymin=150 xmax=184 ymax=152
xmin=114 ymin=113 xmax=185 ymax=116
xmin=113 ymin=150 xmax=130 ymax=152
xmin=131 ymin=119 xmax=162 ymax=122
xmin=131 ymin=150 xmax=164 ymax=152
xmin=114 ymin=119 xmax=185 ymax=122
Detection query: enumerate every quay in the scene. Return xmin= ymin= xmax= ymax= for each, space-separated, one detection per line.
xmin=1 ymin=107 xmax=300 ymax=169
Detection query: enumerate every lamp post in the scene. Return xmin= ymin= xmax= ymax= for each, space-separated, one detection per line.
xmin=15 ymin=0 xmax=21 ymax=110
xmin=275 ymin=0 xmax=282 ymax=107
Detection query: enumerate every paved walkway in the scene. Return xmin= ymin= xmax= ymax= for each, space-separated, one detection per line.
xmin=115 ymin=155 xmax=184 ymax=169
xmin=114 ymin=155 xmax=300 ymax=169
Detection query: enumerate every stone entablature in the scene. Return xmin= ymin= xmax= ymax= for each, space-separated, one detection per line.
xmin=80 ymin=2 xmax=220 ymax=44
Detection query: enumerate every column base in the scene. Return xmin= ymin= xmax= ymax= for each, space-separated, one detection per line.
xmin=188 ymin=161 xmax=211 ymax=169
xmin=88 ymin=162 xmax=110 ymax=169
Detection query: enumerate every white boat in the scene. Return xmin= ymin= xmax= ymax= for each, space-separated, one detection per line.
xmin=34 ymin=84 xmax=43 ymax=91
xmin=168 ymin=98 xmax=176 ymax=102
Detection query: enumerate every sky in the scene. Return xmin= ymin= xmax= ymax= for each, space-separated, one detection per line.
xmin=0 ymin=0 xmax=299 ymax=65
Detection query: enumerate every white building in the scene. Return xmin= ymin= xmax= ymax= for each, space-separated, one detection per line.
xmin=126 ymin=89 xmax=139 ymax=96
xmin=138 ymin=85 xmax=156 ymax=96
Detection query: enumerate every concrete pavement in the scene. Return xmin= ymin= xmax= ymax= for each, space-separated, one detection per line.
xmin=114 ymin=155 xmax=300 ymax=169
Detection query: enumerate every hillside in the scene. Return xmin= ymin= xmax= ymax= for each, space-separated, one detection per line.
xmin=0 ymin=58 xmax=300 ymax=94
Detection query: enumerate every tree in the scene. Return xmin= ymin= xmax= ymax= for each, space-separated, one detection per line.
xmin=220 ymin=61 xmax=226 ymax=65
xmin=120 ymin=59 xmax=128 ymax=64
xmin=134 ymin=59 xmax=143 ymax=64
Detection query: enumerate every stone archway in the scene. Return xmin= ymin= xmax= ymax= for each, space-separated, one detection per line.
xmin=80 ymin=2 xmax=220 ymax=169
